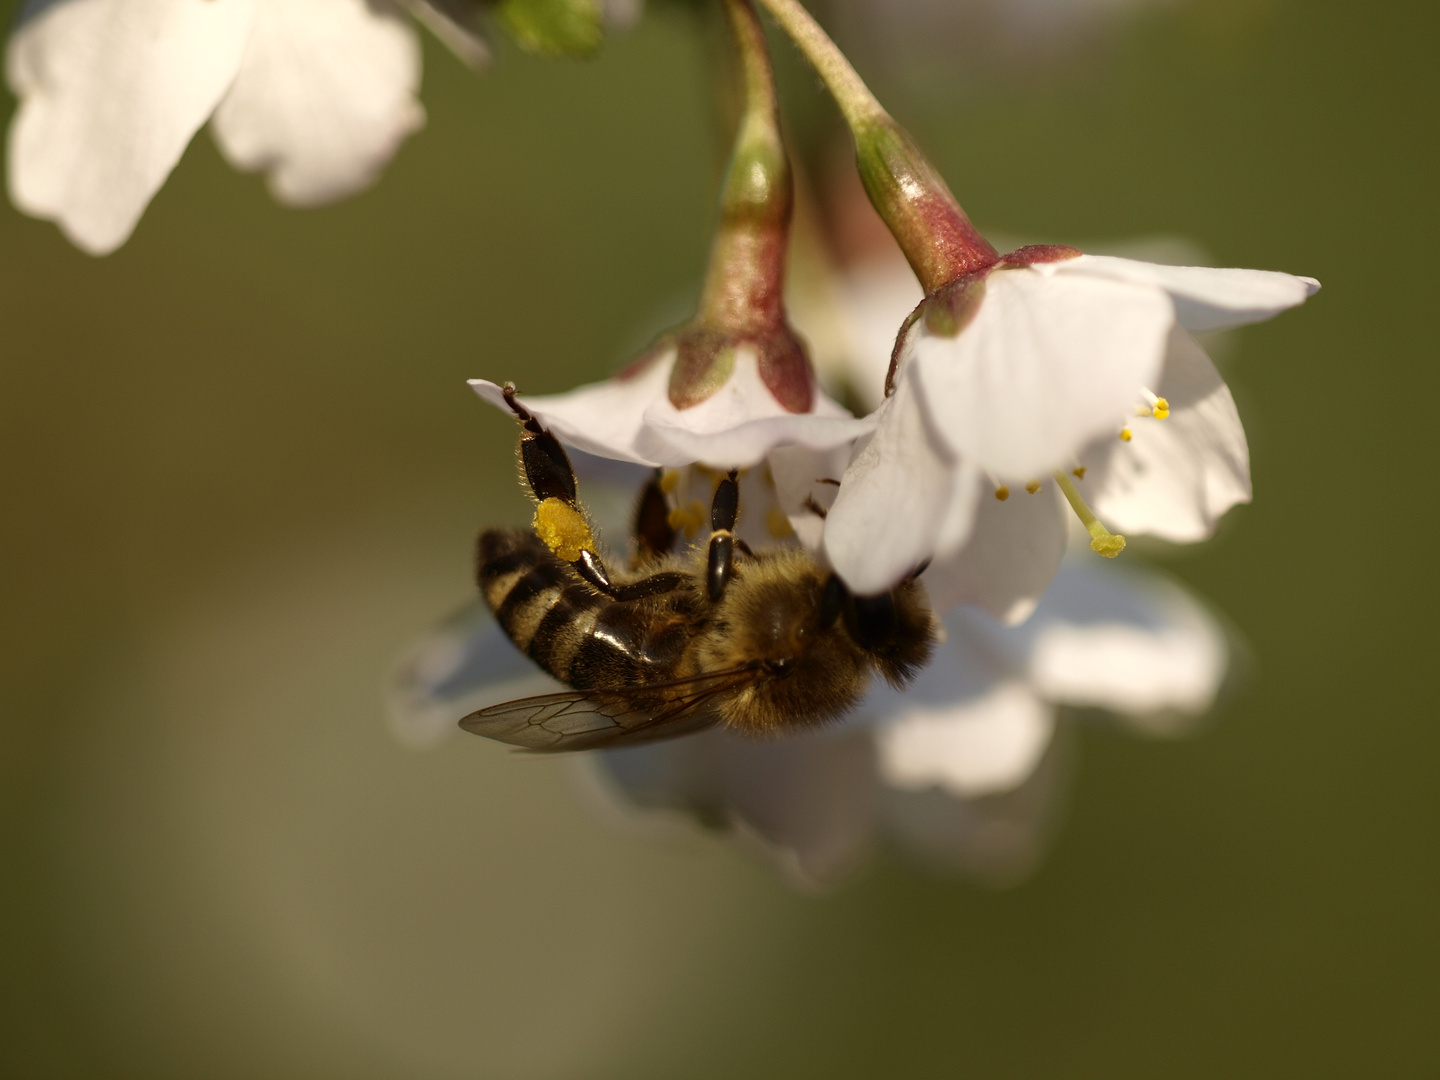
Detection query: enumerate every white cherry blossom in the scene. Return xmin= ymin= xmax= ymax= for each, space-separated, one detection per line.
xmin=821 ymin=244 xmax=1318 ymax=598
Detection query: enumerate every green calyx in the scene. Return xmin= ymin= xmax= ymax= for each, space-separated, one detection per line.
xmin=496 ymin=0 xmax=603 ymax=58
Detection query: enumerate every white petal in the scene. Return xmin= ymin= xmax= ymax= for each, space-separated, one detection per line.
xmin=211 ymin=0 xmax=424 ymax=207
xmin=865 ymin=612 xmax=1054 ymax=797
xmin=469 ymin=355 xmax=674 ymax=467
xmin=474 ymin=350 xmax=872 ymax=471
xmin=876 ymin=681 xmax=1055 ymax=798
xmin=1084 ymin=327 xmax=1250 ymax=541
xmin=910 ymin=266 xmax=1174 ymax=479
xmin=387 ymin=599 xmax=561 ymax=748
xmin=591 ymin=727 xmax=879 ymax=888
xmin=7 ymin=0 xmax=257 ymax=254
xmin=879 ymin=733 xmax=1068 ymax=887
xmin=821 ymin=376 xmax=965 ymax=595
xmin=930 ymin=462 xmax=984 ymax=561
xmin=1052 ymin=254 xmax=1320 ymax=333
xmin=962 ymin=558 xmax=1229 ymax=724
xmin=925 ymin=480 xmax=1068 ymax=623
xmin=639 ymin=347 xmax=872 ymax=469
xmin=767 ymin=443 xmax=852 ymax=551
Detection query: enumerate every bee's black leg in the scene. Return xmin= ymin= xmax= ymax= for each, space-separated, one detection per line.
xmin=632 ymin=469 xmax=676 ymax=566
xmin=504 ymin=383 xmax=579 ymax=507
xmin=706 ymin=470 xmax=740 ymax=602
xmin=504 ymin=384 xmax=689 ymax=602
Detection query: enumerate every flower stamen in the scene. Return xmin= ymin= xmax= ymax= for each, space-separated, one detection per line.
xmin=994 ymin=485 xmax=1010 ymax=501
xmin=1119 ymin=427 xmax=1133 ymax=442
xmin=667 ymin=499 xmax=707 ymax=538
xmin=767 ymin=505 xmax=795 ymax=537
xmin=1141 ymin=387 xmax=1170 ymax=420
xmin=1024 ymin=479 xmax=1042 ymax=494
xmin=1053 ymin=471 xmax=1126 ymax=558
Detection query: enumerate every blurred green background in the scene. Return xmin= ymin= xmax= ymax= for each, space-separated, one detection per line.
xmin=2 ymin=0 xmax=1436 ymax=1075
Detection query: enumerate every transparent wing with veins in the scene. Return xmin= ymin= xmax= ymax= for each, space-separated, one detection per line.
xmin=459 ymin=667 xmax=759 ymax=752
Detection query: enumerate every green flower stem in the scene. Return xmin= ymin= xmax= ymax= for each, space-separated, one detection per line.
xmin=752 ymin=0 xmax=997 ymax=291
xmin=696 ymin=0 xmax=793 ymax=334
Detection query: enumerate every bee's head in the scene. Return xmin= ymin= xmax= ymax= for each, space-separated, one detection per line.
xmin=704 ymin=555 xmax=870 ymax=731
xmin=704 ymin=553 xmax=936 ymax=732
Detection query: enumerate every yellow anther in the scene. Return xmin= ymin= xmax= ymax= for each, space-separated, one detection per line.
xmin=667 ymin=500 xmax=706 ymax=538
xmin=766 ymin=505 xmax=794 ymax=539
xmin=1119 ymin=427 xmax=1133 ymax=442
xmin=534 ymin=498 xmax=595 ymax=562
xmin=1025 ymin=479 xmax=1041 ymax=495
xmin=1151 ymin=397 xmax=1170 ymax=420
xmin=658 ymin=469 xmax=680 ymax=494
xmin=994 ymin=485 xmax=1010 ymax=501
xmin=1053 ymin=472 xmax=1126 ymax=560
xmin=1072 ymin=466 xmax=1087 ymax=480
xmin=1089 ymin=532 xmax=1127 ymax=558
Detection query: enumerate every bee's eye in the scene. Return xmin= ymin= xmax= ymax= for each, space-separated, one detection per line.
xmin=847 ymin=593 xmax=898 ymax=652
xmin=819 ymin=574 xmax=845 ymax=628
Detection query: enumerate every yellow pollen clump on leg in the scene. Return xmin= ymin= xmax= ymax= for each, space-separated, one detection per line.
xmin=534 ymin=498 xmax=595 ymax=562
xmin=994 ymin=485 xmax=1010 ymax=501
xmin=1053 ymin=472 xmax=1126 ymax=559
xmin=767 ymin=505 xmax=794 ymax=538
xmin=1025 ymin=479 xmax=1041 ymax=494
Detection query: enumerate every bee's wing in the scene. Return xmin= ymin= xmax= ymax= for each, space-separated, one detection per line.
xmin=459 ymin=668 xmax=756 ymax=752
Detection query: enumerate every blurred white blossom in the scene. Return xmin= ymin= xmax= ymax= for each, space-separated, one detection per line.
xmin=5 ymin=0 xmax=639 ymax=255
xmin=817 ymin=0 xmax=1185 ymax=79
xmin=7 ymin=0 xmax=429 ymax=254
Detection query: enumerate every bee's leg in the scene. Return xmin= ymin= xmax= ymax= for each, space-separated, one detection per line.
xmin=631 ymin=469 xmax=676 ymax=567
xmin=706 ymin=470 xmax=740 ymax=602
xmin=504 ymin=385 xmax=690 ymax=602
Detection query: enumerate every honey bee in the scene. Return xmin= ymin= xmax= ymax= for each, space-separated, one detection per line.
xmin=459 ymin=385 xmax=937 ymax=751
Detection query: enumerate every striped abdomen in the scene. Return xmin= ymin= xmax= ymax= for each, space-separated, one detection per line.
xmin=476 ymin=529 xmax=700 ymax=692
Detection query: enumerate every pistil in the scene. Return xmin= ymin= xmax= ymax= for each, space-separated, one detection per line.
xmin=1053 ymin=471 xmax=1126 ymax=558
